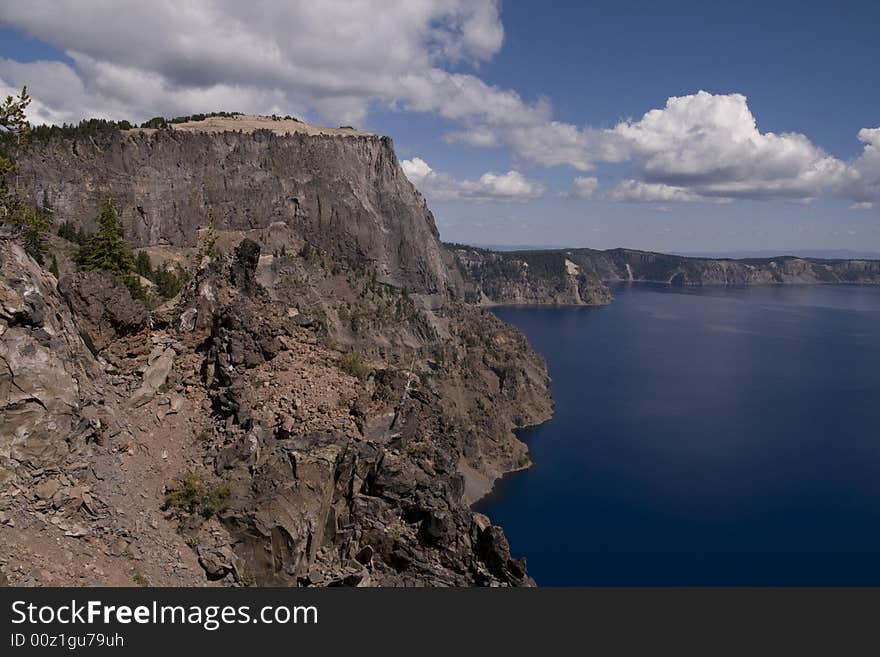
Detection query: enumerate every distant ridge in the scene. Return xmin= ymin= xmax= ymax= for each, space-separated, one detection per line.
xmin=673 ymin=249 xmax=880 ymax=261
xmin=471 ymin=245 xmax=880 ymax=261
xmin=447 ymin=243 xmax=880 ymax=306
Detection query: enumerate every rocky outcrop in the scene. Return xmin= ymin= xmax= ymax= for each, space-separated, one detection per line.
xmin=19 ymin=127 xmax=453 ymax=295
xmin=0 ymin=240 xmax=108 ymax=478
xmin=58 ymin=270 xmax=149 ymax=354
xmin=163 ymin=237 xmax=536 ymax=585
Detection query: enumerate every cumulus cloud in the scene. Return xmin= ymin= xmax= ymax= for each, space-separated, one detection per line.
xmin=564 ymin=92 xmax=879 ymax=205
xmin=0 ymin=4 xmax=877 ymax=207
xmin=604 ymin=180 xmax=705 ymax=203
xmin=839 ymin=128 xmax=880 ymax=204
xmin=565 ymin=176 xmax=599 ymax=199
xmin=401 ymin=157 xmax=544 ymax=201
xmin=0 ymin=0 xmax=508 ymax=125
xmin=609 ymin=91 xmax=848 ymax=202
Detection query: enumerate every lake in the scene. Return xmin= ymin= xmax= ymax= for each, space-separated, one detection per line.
xmin=477 ymin=284 xmax=880 ymax=585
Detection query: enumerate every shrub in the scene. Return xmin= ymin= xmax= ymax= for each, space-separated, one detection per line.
xmin=338 ymin=352 xmax=370 ymax=380
xmin=163 ymin=473 xmax=230 ymax=518
xmin=131 ymin=571 xmax=150 ymax=587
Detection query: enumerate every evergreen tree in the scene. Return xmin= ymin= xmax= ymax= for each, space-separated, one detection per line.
xmin=134 ymin=250 xmax=152 ymax=278
xmin=17 ymin=203 xmax=51 ymax=263
xmin=1 ymin=86 xmax=52 ymax=263
xmin=77 ymin=198 xmax=136 ymax=280
xmin=0 ymin=86 xmax=30 ymax=200
xmin=49 ymin=253 xmax=59 ymax=278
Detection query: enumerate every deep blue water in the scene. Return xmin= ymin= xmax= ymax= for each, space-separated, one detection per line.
xmin=477 ymin=284 xmax=880 ymax=585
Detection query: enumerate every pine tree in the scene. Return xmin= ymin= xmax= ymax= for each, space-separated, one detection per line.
xmin=77 ymin=198 xmax=136 ymax=280
xmin=16 ymin=202 xmax=51 ymax=263
xmin=1 ymin=87 xmax=53 ymax=264
xmin=0 ymin=86 xmax=30 ymax=200
xmin=49 ymin=253 xmax=59 ymax=278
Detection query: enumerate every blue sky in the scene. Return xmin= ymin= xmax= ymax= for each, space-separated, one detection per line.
xmin=1 ymin=1 xmax=877 ymax=253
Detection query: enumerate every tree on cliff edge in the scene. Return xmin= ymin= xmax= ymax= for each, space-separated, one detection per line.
xmin=1 ymin=86 xmax=51 ymax=263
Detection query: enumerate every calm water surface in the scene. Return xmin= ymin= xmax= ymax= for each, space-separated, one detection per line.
xmin=477 ymin=284 xmax=880 ymax=585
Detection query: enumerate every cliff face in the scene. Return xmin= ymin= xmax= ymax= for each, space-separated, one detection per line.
xmin=571 ymin=248 xmax=880 ymax=285
xmin=450 ymin=246 xmax=880 ymax=296
xmin=2 ymin=121 xmax=554 ymax=586
xmin=19 ymin=128 xmax=452 ymax=295
xmin=449 ymin=245 xmax=612 ymax=306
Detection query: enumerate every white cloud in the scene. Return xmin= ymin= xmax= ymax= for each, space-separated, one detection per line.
xmin=401 ymin=157 xmax=544 ymax=201
xmin=566 ymin=176 xmax=599 ymax=199
xmin=0 ymin=1 xmax=508 ymax=125
xmin=564 ymin=92 xmax=879 ymax=206
xmin=0 ymin=4 xmax=877 ymax=208
xmin=604 ymin=180 xmax=705 ymax=203
xmin=609 ymin=91 xmax=848 ymax=202
xmin=400 ymin=157 xmax=434 ymax=183
xmin=839 ymin=128 xmax=880 ymax=204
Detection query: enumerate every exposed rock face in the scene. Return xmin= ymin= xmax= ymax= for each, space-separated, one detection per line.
xmin=19 ymin=129 xmax=453 ymax=295
xmin=449 ymin=245 xmax=611 ymax=306
xmin=573 ymin=248 xmax=880 ymax=285
xmin=460 ymin=247 xmax=880 ymax=289
xmin=3 ymin=123 xmax=557 ymax=587
xmin=164 ymin=237 xmax=538 ymax=585
xmin=447 ymin=245 xmax=880 ymax=304
xmin=58 ymin=270 xmax=149 ymax=354
xmin=0 ymin=233 xmax=542 ymax=586
xmin=0 ymin=240 xmax=107 ymax=477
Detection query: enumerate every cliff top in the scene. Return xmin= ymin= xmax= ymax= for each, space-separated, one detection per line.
xmin=132 ymin=114 xmax=375 ymax=137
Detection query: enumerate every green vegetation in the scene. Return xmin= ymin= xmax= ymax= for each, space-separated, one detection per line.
xmin=338 ymin=352 xmax=370 ymax=380
xmin=64 ymin=199 xmax=188 ymax=302
xmin=196 ymin=212 xmax=218 ymax=261
xmin=131 ymin=571 xmax=150 ymax=587
xmin=30 ymin=118 xmax=135 ymax=142
xmin=140 ymin=111 xmax=242 ymax=130
xmin=1 ymin=87 xmax=53 ymax=263
xmin=163 ymin=473 xmax=230 ymax=518
xmin=28 ymin=111 xmax=243 ymax=141
xmin=134 ymin=250 xmax=190 ymax=299
xmin=57 ymin=220 xmax=89 ymax=245
xmin=16 ymin=203 xmax=51 ymax=263
xmin=299 ymin=241 xmax=323 ymax=266
xmin=77 ymin=198 xmax=137 ymax=280
xmin=405 ymin=441 xmax=432 ymax=458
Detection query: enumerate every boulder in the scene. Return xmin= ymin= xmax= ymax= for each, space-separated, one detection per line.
xmin=129 ymin=348 xmax=175 ymax=407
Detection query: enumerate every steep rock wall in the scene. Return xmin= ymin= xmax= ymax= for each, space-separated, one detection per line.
xmin=571 ymin=248 xmax=880 ymax=285
xmin=19 ymin=129 xmax=452 ymax=294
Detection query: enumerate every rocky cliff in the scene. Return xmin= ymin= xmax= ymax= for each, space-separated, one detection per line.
xmin=449 ymin=246 xmax=880 ymax=301
xmin=19 ymin=119 xmax=454 ymax=295
xmin=2 ymin=118 xmax=555 ymax=586
xmin=0 ymin=231 xmax=548 ymax=586
xmin=570 ymin=248 xmax=880 ymax=286
xmin=448 ymin=244 xmax=611 ymax=306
